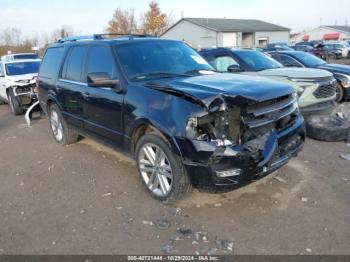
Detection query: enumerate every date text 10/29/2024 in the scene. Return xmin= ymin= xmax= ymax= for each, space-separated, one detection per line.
xmin=127 ymin=255 xmax=220 ymax=261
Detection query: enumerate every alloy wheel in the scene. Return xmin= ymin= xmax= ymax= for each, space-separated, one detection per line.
xmin=50 ymin=110 xmax=63 ymax=142
xmin=138 ymin=143 xmax=173 ymax=197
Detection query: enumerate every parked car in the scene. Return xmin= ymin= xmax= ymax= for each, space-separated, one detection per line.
xmin=0 ymin=58 xmax=41 ymax=114
xmin=37 ymin=35 xmax=305 ymax=202
xmin=270 ymin=51 xmax=350 ymax=102
xmin=324 ymin=42 xmax=349 ymax=58
xmin=1 ymin=53 xmax=39 ymax=61
xmin=262 ymin=45 xmax=294 ymax=52
xmin=292 ymin=45 xmax=315 ymax=53
xmin=315 ymin=44 xmax=343 ymax=59
xmin=199 ymin=48 xmax=337 ymax=114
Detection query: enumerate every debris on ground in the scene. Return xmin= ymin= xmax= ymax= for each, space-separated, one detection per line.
xmin=305 ymin=114 xmax=350 ymax=142
xmin=274 ymin=176 xmax=287 ymax=183
xmin=121 ymin=213 xmax=134 ymax=224
xmin=305 ymin=248 xmax=312 ymax=253
xmin=80 ymin=209 xmax=87 ymax=214
xmin=215 ymin=238 xmax=234 ymax=252
xmin=214 ymin=203 xmax=222 ymax=207
xmin=101 ymin=192 xmax=112 ymax=197
xmin=339 ymin=153 xmax=350 ymax=161
xmin=162 ymin=239 xmax=175 ymax=254
xmin=301 ymin=197 xmax=308 ymax=202
xmin=177 ymin=228 xmax=193 ymax=238
xmin=156 ymin=219 xmax=170 ymax=230
xmin=142 ymin=220 xmax=153 ymax=226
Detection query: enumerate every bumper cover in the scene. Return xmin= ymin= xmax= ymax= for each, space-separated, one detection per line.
xmin=177 ymin=114 xmax=305 ymax=190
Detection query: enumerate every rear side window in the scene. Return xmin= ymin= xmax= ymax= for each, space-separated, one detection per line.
xmin=39 ymin=47 xmax=64 ymax=79
xmin=86 ymin=46 xmax=115 ymax=79
xmin=62 ymin=46 xmax=88 ymax=82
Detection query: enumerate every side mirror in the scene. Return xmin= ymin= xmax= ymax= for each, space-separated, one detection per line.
xmin=87 ymin=72 xmax=122 ymax=91
xmin=227 ymin=64 xmax=243 ymax=73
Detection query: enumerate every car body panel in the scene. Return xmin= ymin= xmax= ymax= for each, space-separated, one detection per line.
xmin=37 ymin=37 xmax=305 ymax=190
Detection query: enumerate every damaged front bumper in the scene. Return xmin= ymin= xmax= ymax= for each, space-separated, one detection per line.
xmin=176 ymin=114 xmax=305 ymax=190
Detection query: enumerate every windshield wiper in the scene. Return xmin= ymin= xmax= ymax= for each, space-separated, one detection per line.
xmin=184 ymin=69 xmax=217 ymax=75
xmin=131 ymin=72 xmax=190 ymax=80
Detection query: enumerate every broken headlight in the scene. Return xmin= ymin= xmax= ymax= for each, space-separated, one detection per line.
xmin=186 ymin=108 xmax=241 ymax=145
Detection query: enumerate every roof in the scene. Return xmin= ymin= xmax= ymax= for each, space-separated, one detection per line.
xmin=323 ymin=25 xmax=350 ymax=34
xmin=164 ymin=18 xmax=290 ymax=34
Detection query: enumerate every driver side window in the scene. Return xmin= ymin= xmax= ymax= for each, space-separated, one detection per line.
xmin=214 ymin=55 xmax=239 ymax=72
xmin=278 ymin=55 xmax=302 ymax=67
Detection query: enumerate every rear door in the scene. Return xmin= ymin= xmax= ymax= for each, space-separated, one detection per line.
xmin=57 ymin=45 xmax=88 ymax=128
xmin=80 ymin=44 xmax=124 ymax=145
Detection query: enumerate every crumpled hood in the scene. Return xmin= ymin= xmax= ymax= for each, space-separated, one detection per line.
xmin=258 ymin=67 xmax=332 ymax=78
xmin=318 ymin=63 xmax=350 ymax=75
xmin=6 ymin=74 xmax=37 ymax=84
xmin=146 ymin=73 xmax=294 ymax=108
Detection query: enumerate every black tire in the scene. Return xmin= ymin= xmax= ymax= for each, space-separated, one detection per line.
xmin=306 ymin=115 xmax=350 ymax=142
xmin=48 ymin=103 xmax=79 ymax=145
xmin=7 ymin=89 xmax=24 ymax=115
xmin=135 ymin=134 xmax=191 ymax=203
xmin=335 ymin=82 xmax=344 ymax=103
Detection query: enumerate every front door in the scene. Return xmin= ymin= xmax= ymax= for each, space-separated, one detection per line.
xmin=81 ymin=45 xmax=124 ymax=145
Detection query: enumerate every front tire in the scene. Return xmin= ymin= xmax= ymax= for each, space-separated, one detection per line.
xmin=335 ymin=82 xmax=344 ymax=103
xmin=7 ymin=89 xmax=24 ymax=115
xmin=48 ymin=103 xmax=79 ymax=145
xmin=135 ymin=134 xmax=191 ymax=203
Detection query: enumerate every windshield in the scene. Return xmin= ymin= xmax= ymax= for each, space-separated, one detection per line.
xmin=5 ymin=61 xmax=41 ymax=76
xmin=291 ymin=52 xmax=326 ymax=67
xmin=114 ymin=41 xmax=214 ymax=80
xmin=234 ymin=51 xmax=283 ymax=71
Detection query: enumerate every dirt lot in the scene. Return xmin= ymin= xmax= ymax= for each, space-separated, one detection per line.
xmin=0 ymin=103 xmax=350 ymax=255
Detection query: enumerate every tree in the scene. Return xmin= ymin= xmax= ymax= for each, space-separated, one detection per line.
xmin=106 ymin=8 xmax=137 ymax=34
xmin=50 ymin=25 xmax=75 ymax=42
xmin=142 ymin=1 xmax=168 ymax=36
xmin=0 ymin=27 xmax=21 ymax=46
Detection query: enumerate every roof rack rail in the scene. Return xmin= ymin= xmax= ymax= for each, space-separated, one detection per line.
xmin=57 ymin=33 xmax=154 ymax=43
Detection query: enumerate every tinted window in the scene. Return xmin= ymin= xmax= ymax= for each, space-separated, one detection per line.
xmin=39 ymin=47 xmax=64 ymax=78
xmin=213 ymin=56 xmax=239 ymax=72
xmin=115 ymin=41 xmax=213 ymax=80
xmin=13 ymin=54 xmax=39 ymax=60
xmin=86 ymin=46 xmax=115 ymax=79
xmin=234 ymin=50 xmax=282 ymax=71
xmin=5 ymin=61 xmax=41 ymax=76
xmin=276 ymin=54 xmax=302 ymax=67
xmin=62 ymin=46 xmax=88 ymax=82
xmin=291 ymin=52 xmax=326 ymax=67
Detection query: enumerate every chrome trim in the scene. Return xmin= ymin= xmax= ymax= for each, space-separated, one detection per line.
xmin=59 ymin=79 xmax=88 ymax=86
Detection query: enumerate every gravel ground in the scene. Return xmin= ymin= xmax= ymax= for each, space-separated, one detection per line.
xmin=0 ymin=104 xmax=350 ymax=255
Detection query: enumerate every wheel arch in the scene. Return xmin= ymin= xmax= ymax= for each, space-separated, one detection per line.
xmin=130 ymin=120 xmax=183 ymax=159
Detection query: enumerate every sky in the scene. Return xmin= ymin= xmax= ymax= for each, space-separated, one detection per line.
xmin=1 ymin=0 xmax=350 ymax=38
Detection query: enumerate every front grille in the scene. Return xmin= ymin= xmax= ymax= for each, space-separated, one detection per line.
xmin=242 ymin=94 xmax=298 ymax=129
xmin=313 ymin=81 xmax=336 ymax=98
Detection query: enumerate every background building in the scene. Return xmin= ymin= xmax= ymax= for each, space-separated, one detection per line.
xmin=161 ymin=17 xmax=290 ymax=48
xmin=292 ymin=25 xmax=350 ymax=43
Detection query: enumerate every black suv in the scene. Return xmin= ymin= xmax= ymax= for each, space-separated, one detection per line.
xmin=37 ymin=34 xmax=305 ymax=202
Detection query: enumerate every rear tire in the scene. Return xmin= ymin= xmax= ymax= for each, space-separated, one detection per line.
xmin=135 ymin=134 xmax=191 ymax=203
xmin=7 ymin=89 xmax=24 ymax=115
xmin=48 ymin=103 xmax=79 ymax=145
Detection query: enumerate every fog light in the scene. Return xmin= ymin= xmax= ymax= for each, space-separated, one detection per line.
xmin=216 ymin=169 xmax=242 ymax=178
